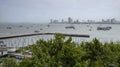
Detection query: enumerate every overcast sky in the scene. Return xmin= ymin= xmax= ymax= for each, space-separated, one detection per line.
xmin=0 ymin=0 xmax=120 ymax=23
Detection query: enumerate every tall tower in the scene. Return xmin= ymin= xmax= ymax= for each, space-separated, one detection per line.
xmin=50 ymin=19 xmax=53 ymax=23
xmin=68 ymin=17 xmax=73 ymax=23
xmin=111 ymin=18 xmax=116 ymax=23
xmin=61 ymin=19 xmax=64 ymax=23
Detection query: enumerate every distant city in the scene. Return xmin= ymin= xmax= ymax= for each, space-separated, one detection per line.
xmin=50 ymin=17 xmax=120 ymax=24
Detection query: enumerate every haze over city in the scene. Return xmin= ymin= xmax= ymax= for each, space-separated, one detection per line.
xmin=0 ymin=0 xmax=120 ymax=23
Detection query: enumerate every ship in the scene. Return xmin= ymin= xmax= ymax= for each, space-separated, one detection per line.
xmin=97 ymin=26 xmax=112 ymax=31
xmin=65 ymin=26 xmax=75 ymax=29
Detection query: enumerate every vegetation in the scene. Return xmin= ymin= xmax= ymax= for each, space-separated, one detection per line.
xmin=1 ymin=58 xmax=17 ymax=67
xmin=1 ymin=34 xmax=120 ymax=67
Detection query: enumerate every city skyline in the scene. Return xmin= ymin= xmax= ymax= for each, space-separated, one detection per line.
xmin=50 ymin=17 xmax=119 ymax=24
xmin=0 ymin=0 xmax=120 ymax=23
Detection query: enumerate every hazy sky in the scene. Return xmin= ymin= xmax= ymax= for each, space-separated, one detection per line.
xmin=0 ymin=0 xmax=120 ymax=23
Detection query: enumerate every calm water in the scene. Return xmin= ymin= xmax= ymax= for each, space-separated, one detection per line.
xmin=0 ymin=23 xmax=120 ymax=47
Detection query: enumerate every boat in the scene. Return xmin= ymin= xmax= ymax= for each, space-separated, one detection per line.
xmin=6 ymin=27 xmax=12 ymax=29
xmin=34 ymin=30 xmax=39 ymax=33
xmin=47 ymin=24 xmax=50 ymax=27
xmin=89 ymin=29 xmax=92 ymax=31
xmin=65 ymin=26 xmax=75 ymax=29
xmin=26 ymin=27 xmax=29 ymax=29
xmin=19 ymin=25 xmax=23 ymax=27
xmin=97 ymin=26 xmax=112 ymax=31
xmin=40 ymin=28 xmax=43 ymax=30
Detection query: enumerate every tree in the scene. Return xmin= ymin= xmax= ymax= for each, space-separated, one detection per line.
xmin=81 ymin=38 xmax=107 ymax=67
xmin=18 ymin=34 xmax=85 ymax=67
xmin=2 ymin=58 xmax=17 ymax=67
xmin=4 ymin=34 xmax=120 ymax=67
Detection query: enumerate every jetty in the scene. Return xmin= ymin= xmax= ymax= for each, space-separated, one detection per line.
xmin=0 ymin=33 xmax=90 ymax=39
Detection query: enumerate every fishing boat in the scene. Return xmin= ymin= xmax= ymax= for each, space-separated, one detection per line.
xmin=97 ymin=26 xmax=112 ymax=31
xmin=65 ymin=26 xmax=75 ymax=29
xmin=40 ymin=28 xmax=43 ymax=30
xmin=6 ymin=27 xmax=12 ymax=29
xmin=34 ymin=30 xmax=40 ymax=33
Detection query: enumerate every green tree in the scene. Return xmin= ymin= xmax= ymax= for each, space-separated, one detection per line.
xmin=19 ymin=34 xmax=85 ymax=67
xmin=81 ymin=38 xmax=107 ymax=67
xmin=2 ymin=58 xmax=17 ymax=67
xmin=5 ymin=34 xmax=120 ymax=67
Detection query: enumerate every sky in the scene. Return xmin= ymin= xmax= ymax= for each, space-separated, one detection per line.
xmin=0 ymin=0 xmax=120 ymax=23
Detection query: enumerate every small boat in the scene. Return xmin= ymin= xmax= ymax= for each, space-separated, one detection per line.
xmin=19 ymin=25 xmax=23 ymax=27
xmin=40 ymin=28 xmax=43 ymax=30
xmin=65 ymin=26 xmax=75 ymax=29
xmin=34 ymin=30 xmax=39 ymax=33
xmin=6 ymin=27 xmax=12 ymax=29
xmin=31 ymin=26 xmax=33 ymax=27
xmin=97 ymin=26 xmax=112 ymax=31
xmin=47 ymin=24 xmax=50 ymax=27
xmin=89 ymin=29 xmax=92 ymax=31
xmin=26 ymin=27 xmax=29 ymax=29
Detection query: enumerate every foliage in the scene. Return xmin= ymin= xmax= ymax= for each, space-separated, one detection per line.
xmin=2 ymin=58 xmax=17 ymax=67
xmin=27 ymin=34 xmax=85 ymax=67
xmin=2 ymin=34 xmax=120 ymax=67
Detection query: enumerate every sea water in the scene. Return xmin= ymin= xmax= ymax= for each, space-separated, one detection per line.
xmin=0 ymin=23 xmax=120 ymax=47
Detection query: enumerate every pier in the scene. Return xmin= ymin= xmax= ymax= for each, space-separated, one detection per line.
xmin=0 ymin=33 xmax=90 ymax=39
xmin=0 ymin=33 xmax=90 ymax=48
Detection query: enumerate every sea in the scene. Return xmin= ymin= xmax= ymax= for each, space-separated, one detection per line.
xmin=0 ymin=23 xmax=120 ymax=47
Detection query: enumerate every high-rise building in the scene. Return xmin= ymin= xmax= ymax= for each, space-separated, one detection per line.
xmin=76 ymin=19 xmax=79 ymax=23
xmin=107 ymin=19 xmax=110 ymax=23
xmin=53 ymin=20 xmax=59 ymax=23
xmin=68 ymin=17 xmax=73 ymax=23
xmin=50 ymin=19 xmax=53 ymax=23
xmin=61 ymin=19 xmax=64 ymax=23
xmin=111 ymin=18 xmax=116 ymax=23
xmin=102 ymin=19 xmax=105 ymax=23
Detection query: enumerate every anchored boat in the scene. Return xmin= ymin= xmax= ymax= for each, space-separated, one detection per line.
xmin=65 ymin=26 xmax=75 ymax=29
xmin=97 ymin=26 xmax=112 ymax=31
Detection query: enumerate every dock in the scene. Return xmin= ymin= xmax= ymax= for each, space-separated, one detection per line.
xmin=0 ymin=33 xmax=90 ymax=39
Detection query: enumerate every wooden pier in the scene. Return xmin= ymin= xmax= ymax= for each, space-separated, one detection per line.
xmin=0 ymin=33 xmax=90 ymax=39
